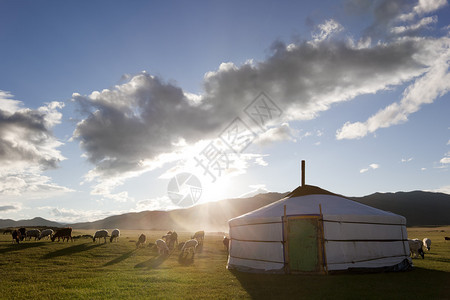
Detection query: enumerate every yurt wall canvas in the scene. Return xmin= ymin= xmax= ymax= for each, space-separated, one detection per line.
xmin=227 ymin=186 xmax=411 ymax=274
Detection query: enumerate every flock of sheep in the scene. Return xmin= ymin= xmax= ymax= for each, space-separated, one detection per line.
xmin=136 ymin=230 xmax=206 ymax=258
xmin=7 ymin=227 xmax=212 ymax=259
xmin=6 ymin=228 xmax=431 ymax=262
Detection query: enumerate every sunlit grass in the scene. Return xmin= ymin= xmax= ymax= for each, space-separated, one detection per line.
xmin=0 ymin=227 xmax=449 ymax=299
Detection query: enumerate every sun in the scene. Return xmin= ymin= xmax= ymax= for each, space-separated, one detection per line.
xmin=196 ymin=174 xmax=234 ymax=205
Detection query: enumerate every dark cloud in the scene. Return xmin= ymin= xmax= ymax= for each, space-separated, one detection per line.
xmin=0 ymin=205 xmax=17 ymax=212
xmin=73 ymin=35 xmax=430 ymax=179
xmin=0 ymin=101 xmax=64 ymax=169
xmin=0 ymin=94 xmax=69 ymax=199
xmin=363 ymin=0 xmax=413 ymax=38
xmin=344 ymin=0 xmax=372 ymax=15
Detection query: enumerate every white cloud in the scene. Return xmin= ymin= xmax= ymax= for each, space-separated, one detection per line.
xmin=398 ymin=0 xmax=447 ymax=21
xmin=312 ymin=19 xmax=344 ymax=43
xmin=337 ymin=37 xmax=450 ymax=140
xmin=360 ymin=163 xmax=379 ymax=173
xmin=0 ymin=91 xmax=22 ymax=113
xmin=440 ymin=151 xmax=450 ymax=163
xmin=421 ymin=167 xmax=427 ymax=171
xmin=0 ymin=91 xmax=72 ymax=200
xmin=254 ymin=123 xmax=297 ymax=146
xmin=391 ymin=16 xmax=437 ymax=34
xmin=401 ymin=157 xmax=413 ymax=162
xmin=433 ymin=184 xmax=450 ymax=194
xmin=0 ymin=170 xmax=74 ymax=200
xmin=42 ymin=206 xmax=126 ymax=223
xmin=369 ymin=163 xmax=380 ymax=169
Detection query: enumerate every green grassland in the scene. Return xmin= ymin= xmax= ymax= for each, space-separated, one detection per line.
xmin=1 ymin=228 xmax=449 ymax=299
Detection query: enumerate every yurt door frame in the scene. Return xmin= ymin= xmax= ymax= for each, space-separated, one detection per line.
xmin=284 ymin=215 xmax=326 ymax=274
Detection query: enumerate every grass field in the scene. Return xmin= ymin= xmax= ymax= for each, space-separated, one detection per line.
xmin=1 ymin=227 xmax=449 ymax=299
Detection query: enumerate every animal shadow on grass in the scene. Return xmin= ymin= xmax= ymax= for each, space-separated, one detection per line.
xmin=42 ymin=243 xmax=103 ymax=259
xmin=178 ymin=253 xmax=195 ymax=266
xmin=103 ymin=250 xmax=136 ymax=267
xmin=0 ymin=242 xmax=43 ymax=254
xmin=134 ymin=254 xmax=167 ymax=269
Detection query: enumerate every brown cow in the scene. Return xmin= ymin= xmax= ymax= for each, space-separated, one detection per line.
xmin=18 ymin=228 xmax=26 ymax=241
xmin=51 ymin=227 xmax=73 ymax=242
xmin=12 ymin=230 xmax=20 ymax=244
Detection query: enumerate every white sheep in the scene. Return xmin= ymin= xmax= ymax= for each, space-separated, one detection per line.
xmin=26 ymin=229 xmax=41 ymax=241
xmin=93 ymin=229 xmax=109 ymax=243
xmin=39 ymin=229 xmax=54 ymax=240
xmin=110 ymin=229 xmax=120 ymax=243
xmin=408 ymin=239 xmax=424 ymax=259
xmin=155 ymin=239 xmax=170 ymax=255
xmin=181 ymin=239 xmax=198 ymax=257
xmin=423 ymin=238 xmax=431 ymax=251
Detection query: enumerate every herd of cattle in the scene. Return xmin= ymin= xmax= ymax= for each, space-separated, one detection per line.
xmin=5 ymin=227 xmax=229 ymax=257
xmin=8 ymin=227 xmax=75 ymax=243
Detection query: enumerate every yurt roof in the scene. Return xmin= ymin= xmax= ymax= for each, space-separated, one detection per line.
xmin=229 ymin=184 xmax=406 ymax=227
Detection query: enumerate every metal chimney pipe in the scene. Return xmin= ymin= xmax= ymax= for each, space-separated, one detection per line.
xmin=301 ymin=160 xmax=305 ymax=186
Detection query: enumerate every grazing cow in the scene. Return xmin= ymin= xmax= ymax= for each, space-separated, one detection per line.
xmin=136 ymin=234 xmax=146 ymax=248
xmin=26 ymin=229 xmax=41 ymax=241
xmin=93 ymin=230 xmax=109 ymax=243
xmin=155 ymin=239 xmax=170 ymax=255
xmin=39 ymin=229 xmax=54 ymax=240
xmin=223 ymin=236 xmax=230 ymax=252
xmin=191 ymin=231 xmax=205 ymax=245
xmin=3 ymin=229 xmax=13 ymax=235
xmin=408 ymin=239 xmax=425 ymax=259
xmin=110 ymin=229 xmax=120 ymax=243
xmin=12 ymin=230 xmax=20 ymax=244
xmin=445 ymin=237 xmax=450 ymax=241
xmin=423 ymin=238 xmax=431 ymax=251
xmin=181 ymin=239 xmax=198 ymax=257
xmin=18 ymin=227 xmax=26 ymax=241
xmin=51 ymin=227 xmax=73 ymax=242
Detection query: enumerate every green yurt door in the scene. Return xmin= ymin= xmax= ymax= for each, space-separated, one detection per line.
xmin=286 ymin=216 xmax=324 ymax=273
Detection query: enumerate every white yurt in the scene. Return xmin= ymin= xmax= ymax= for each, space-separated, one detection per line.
xmin=227 ymin=163 xmax=412 ymax=274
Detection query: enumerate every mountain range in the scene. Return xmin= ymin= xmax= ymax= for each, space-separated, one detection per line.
xmin=1 ymin=190 xmax=449 ymax=230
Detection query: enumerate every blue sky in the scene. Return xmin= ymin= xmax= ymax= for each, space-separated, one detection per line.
xmin=0 ymin=0 xmax=449 ymax=223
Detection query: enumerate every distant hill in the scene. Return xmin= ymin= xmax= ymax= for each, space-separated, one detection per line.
xmin=350 ymin=191 xmax=450 ymax=226
xmin=1 ymin=190 xmax=449 ymax=231
xmin=0 ymin=217 xmax=63 ymax=228
xmin=70 ymin=192 xmax=287 ymax=232
xmin=69 ymin=190 xmax=450 ymax=230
